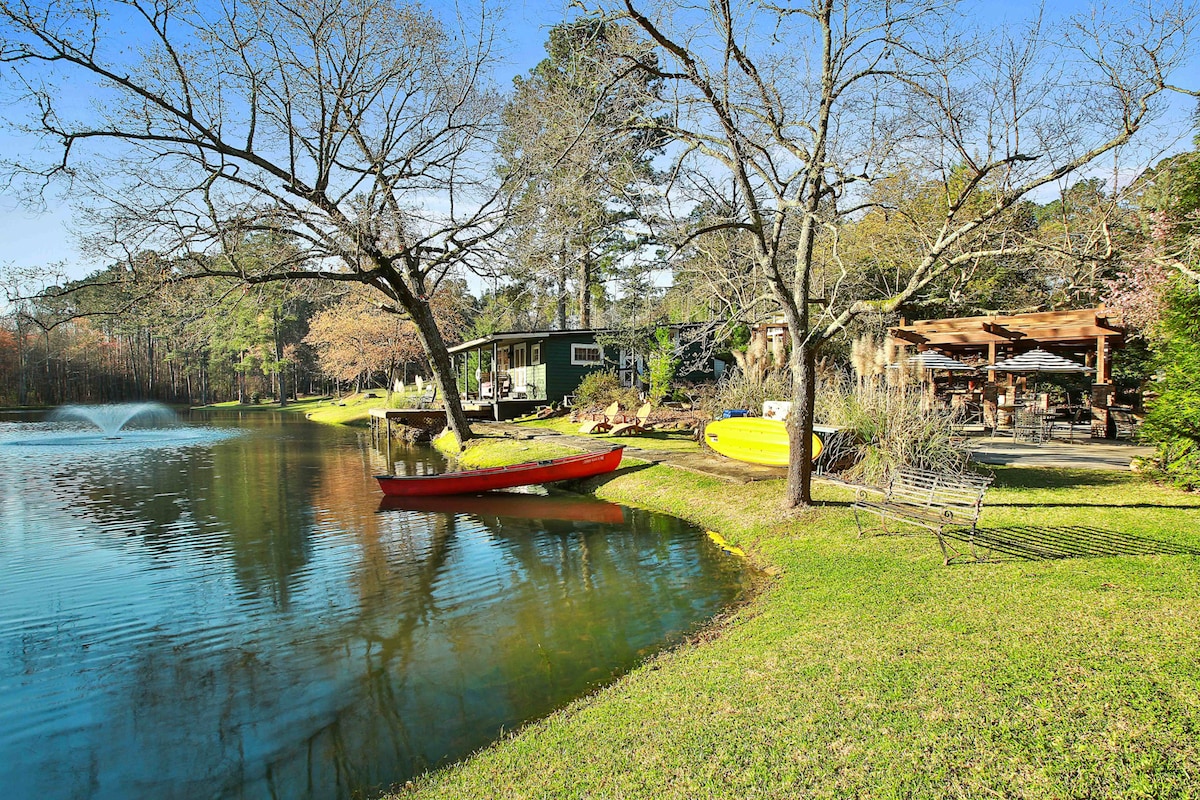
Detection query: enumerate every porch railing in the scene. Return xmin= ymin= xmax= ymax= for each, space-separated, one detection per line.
xmin=467 ymin=363 xmax=547 ymax=403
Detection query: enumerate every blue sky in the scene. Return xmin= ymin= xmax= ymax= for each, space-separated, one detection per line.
xmin=0 ymin=0 xmax=571 ymax=278
xmin=0 ymin=0 xmax=1196 ymax=281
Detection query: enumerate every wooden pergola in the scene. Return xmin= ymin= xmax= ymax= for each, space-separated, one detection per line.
xmin=888 ymin=307 xmax=1126 ymax=436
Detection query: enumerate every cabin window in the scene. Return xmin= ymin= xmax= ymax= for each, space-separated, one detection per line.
xmin=571 ymin=343 xmax=603 ymax=366
xmin=513 ymin=343 xmax=527 ymax=369
xmin=531 ymin=343 xmax=541 ymax=365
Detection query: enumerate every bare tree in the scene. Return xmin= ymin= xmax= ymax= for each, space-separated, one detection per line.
xmin=0 ymin=0 xmax=511 ymax=444
xmin=603 ymin=0 xmax=1195 ymax=506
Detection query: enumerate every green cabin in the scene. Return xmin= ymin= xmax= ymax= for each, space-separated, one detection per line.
xmin=448 ymin=326 xmax=724 ymax=420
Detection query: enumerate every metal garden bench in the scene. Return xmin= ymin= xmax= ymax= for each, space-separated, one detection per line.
xmin=852 ymin=467 xmax=993 ymax=565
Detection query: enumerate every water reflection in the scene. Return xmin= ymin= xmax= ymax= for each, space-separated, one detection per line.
xmin=0 ymin=411 xmax=748 ymax=799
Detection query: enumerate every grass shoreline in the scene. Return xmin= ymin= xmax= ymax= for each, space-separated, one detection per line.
xmin=407 ymin=435 xmax=1200 ymax=799
xmin=195 ymin=398 xmax=1200 ymax=797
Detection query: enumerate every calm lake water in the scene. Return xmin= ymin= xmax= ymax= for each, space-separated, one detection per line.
xmin=0 ymin=410 xmax=748 ymax=799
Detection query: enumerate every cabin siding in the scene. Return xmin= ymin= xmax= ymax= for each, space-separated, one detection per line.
xmin=448 ymin=326 xmax=717 ymax=415
xmin=544 ymin=336 xmax=607 ymax=400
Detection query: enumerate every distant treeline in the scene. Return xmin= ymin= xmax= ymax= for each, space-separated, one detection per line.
xmin=0 ymin=274 xmax=461 ymax=407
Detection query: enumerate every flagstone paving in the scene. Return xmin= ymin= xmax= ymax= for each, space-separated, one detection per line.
xmin=479 ymin=421 xmax=1153 ymax=481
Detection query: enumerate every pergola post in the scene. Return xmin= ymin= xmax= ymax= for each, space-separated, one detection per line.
xmin=1091 ymin=334 xmax=1113 ymax=438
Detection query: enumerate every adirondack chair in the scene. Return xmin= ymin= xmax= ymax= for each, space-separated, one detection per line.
xmin=578 ymin=402 xmax=621 ymax=434
xmin=609 ymin=403 xmax=654 ymax=436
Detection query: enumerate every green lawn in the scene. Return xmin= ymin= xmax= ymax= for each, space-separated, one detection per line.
xmin=400 ymin=458 xmax=1200 ymax=799
xmin=205 ymin=390 xmax=422 ymax=426
xmin=516 ymin=414 xmax=705 ymax=452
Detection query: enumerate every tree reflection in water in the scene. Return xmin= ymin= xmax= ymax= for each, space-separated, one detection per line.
xmin=0 ymin=411 xmax=747 ymax=799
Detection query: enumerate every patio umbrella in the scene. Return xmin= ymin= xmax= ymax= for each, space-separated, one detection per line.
xmin=907 ymin=352 xmax=976 ymax=371
xmin=887 ymin=352 xmax=976 ymax=371
xmin=988 ymin=348 xmax=1095 ymax=374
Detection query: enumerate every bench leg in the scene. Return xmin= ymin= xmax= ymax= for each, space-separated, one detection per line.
xmin=968 ymin=524 xmax=987 ymax=563
xmin=853 ymin=507 xmax=890 ymax=538
xmin=934 ymin=527 xmax=955 ymax=565
xmin=935 ymin=525 xmax=988 ymax=565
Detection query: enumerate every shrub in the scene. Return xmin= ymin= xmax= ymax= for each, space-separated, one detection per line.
xmin=1142 ymin=281 xmax=1200 ymax=444
xmin=1139 ymin=280 xmax=1200 ymax=488
xmin=1135 ymin=438 xmax=1200 ymax=491
xmin=700 ymin=368 xmax=792 ymax=419
xmin=647 ymin=328 xmax=680 ymax=405
xmin=573 ymin=370 xmax=639 ymax=409
xmin=816 ymin=372 xmax=969 ymax=484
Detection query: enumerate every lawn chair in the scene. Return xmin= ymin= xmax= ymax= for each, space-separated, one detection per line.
xmin=609 ymin=403 xmax=654 ymax=436
xmin=1012 ymin=408 xmax=1049 ymax=444
xmin=1110 ymin=409 xmax=1139 ymax=440
xmin=1048 ymin=405 xmax=1087 ymax=442
xmin=578 ymin=402 xmax=621 ymax=434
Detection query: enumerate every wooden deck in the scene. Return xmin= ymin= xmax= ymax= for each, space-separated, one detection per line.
xmin=369 ymin=406 xmax=495 ymax=444
xmin=370 ymin=407 xmax=449 ymax=428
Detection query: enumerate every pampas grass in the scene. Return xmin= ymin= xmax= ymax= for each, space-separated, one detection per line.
xmin=817 ymin=371 xmax=969 ymax=484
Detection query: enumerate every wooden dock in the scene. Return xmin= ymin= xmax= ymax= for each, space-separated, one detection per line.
xmin=369 ymin=407 xmax=493 ymax=447
xmin=369 ymin=408 xmax=445 ymax=446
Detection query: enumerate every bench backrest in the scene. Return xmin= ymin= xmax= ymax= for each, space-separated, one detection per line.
xmin=887 ymin=467 xmax=992 ymax=520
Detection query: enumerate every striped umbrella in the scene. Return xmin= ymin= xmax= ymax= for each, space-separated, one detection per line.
xmin=989 ymin=348 xmax=1095 ymax=373
xmin=888 ymin=351 xmax=976 ymax=371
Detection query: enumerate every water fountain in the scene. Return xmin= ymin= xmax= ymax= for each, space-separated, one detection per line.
xmin=1 ymin=402 xmax=233 ymax=449
xmin=50 ymin=402 xmax=179 ymax=438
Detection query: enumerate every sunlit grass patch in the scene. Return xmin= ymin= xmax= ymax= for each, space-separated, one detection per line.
xmin=516 ymin=415 xmax=705 ymax=452
xmin=401 ymin=447 xmax=1200 ymax=800
xmin=204 ymin=391 xmax=418 ymax=426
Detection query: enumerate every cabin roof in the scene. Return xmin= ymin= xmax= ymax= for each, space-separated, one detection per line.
xmin=448 ymin=329 xmax=611 ymax=354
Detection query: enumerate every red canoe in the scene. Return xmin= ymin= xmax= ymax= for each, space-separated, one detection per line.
xmin=374 ymin=446 xmax=625 ymax=497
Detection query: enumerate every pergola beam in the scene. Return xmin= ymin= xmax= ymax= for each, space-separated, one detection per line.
xmin=983 ymin=322 xmax=1025 ymax=340
xmin=890 ymin=329 xmax=929 ymax=345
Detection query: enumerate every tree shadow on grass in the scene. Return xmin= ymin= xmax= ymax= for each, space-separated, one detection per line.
xmin=942 ymin=525 xmax=1200 ymax=562
xmin=986 ymin=467 xmax=1134 ymax=490
xmin=988 ymin=501 xmax=1200 ymax=510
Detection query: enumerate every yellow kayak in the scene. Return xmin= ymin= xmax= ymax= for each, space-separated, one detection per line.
xmin=703 ymin=417 xmax=823 ymax=467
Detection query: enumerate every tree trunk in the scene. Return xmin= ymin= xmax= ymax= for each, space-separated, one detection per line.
xmin=556 ymin=249 xmax=568 ymax=330
xmin=579 ymin=253 xmax=592 ymax=328
xmin=16 ymin=320 xmax=27 ymax=406
xmin=406 ymin=299 xmax=474 ymax=447
xmin=785 ymin=340 xmax=818 ymax=507
xmin=273 ymin=306 xmax=288 ymax=407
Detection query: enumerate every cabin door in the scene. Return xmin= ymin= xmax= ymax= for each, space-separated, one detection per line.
xmin=511 ymin=344 xmax=528 ymax=397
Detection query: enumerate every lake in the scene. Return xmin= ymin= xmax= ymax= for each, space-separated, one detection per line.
xmin=0 ymin=409 xmax=748 ymax=799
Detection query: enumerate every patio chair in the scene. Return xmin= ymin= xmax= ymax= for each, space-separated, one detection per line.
xmin=1048 ymin=405 xmax=1087 ymax=442
xmin=1110 ymin=409 xmax=1139 ymax=440
xmin=982 ymin=404 xmax=999 ymax=435
xmin=609 ymin=403 xmax=655 ymax=436
xmin=578 ymin=402 xmax=621 ymax=434
xmin=415 ymin=385 xmax=437 ymax=409
xmin=1012 ymin=408 xmax=1049 ymax=444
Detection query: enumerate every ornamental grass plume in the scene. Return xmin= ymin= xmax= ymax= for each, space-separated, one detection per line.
xmin=816 ymin=371 xmax=969 ymax=484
